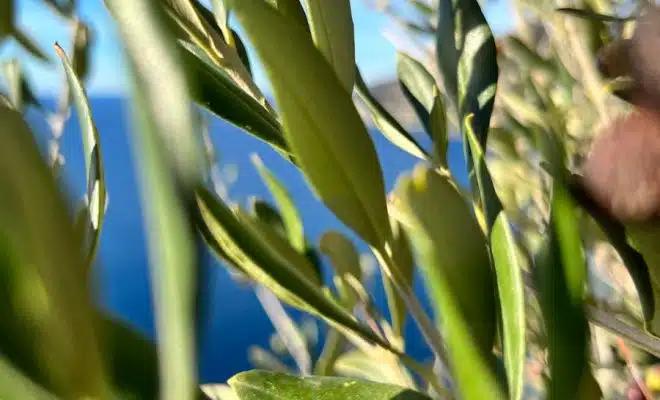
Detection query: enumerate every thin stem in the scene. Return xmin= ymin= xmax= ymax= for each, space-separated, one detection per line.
xmin=254 ymin=285 xmax=312 ymax=375
xmin=373 ymin=247 xmax=450 ymax=374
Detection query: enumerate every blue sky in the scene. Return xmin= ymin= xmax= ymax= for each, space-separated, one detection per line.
xmin=1 ymin=0 xmax=514 ymax=95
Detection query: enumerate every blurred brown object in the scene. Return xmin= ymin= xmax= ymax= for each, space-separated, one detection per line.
xmin=581 ymin=4 xmax=660 ymax=223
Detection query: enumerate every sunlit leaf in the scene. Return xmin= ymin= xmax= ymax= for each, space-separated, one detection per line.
xmin=301 ymin=0 xmax=355 ymax=91
xmin=436 ymin=0 xmax=497 ymax=147
xmin=252 ymin=154 xmax=305 ymax=252
xmin=233 ymin=0 xmax=392 ymax=249
xmin=108 ymin=1 xmax=203 ymax=398
xmin=179 ymin=41 xmax=291 ymax=160
xmin=534 ymin=182 xmax=601 ymax=399
xmin=464 ymin=117 xmax=526 ymax=399
xmin=396 ymin=52 xmax=448 ymax=165
xmin=55 ymin=44 xmax=107 ymax=274
xmin=228 ymin=370 xmax=431 ymax=399
xmin=355 ymin=68 xmax=428 ymax=161
xmin=0 ymin=104 xmax=106 ymax=397
xmin=392 ymin=164 xmax=503 ymax=399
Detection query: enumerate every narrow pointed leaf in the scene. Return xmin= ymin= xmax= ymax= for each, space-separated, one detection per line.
xmin=0 ymin=104 xmax=106 ymax=397
xmin=0 ymin=355 xmax=57 ymax=400
xmin=12 ymin=28 xmax=50 ymax=63
xmin=196 ymin=188 xmax=396 ymax=351
xmin=228 ymin=370 xmax=431 ymax=400
xmin=392 ymin=165 xmax=503 ymax=399
xmin=252 ymin=154 xmax=305 ymax=252
xmin=535 ymin=183 xmax=601 ymax=399
xmin=429 ymin=95 xmax=449 ymax=167
xmin=355 ymin=69 xmax=427 ymax=160
xmin=55 ymin=44 xmax=107 ymax=272
xmin=233 ymin=0 xmax=391 ymax=248
xmin=436 ymin=0 xmax=498 ymax=147
xmin=463 ymin=118 xmax=526 ymax=399
xmin=301 ymin=0 xmax=354 ymax=91
xmin=397 ymin=53 xmax=435 ymax=125
xmin=108 ymin=1 xmax=203 ymax=398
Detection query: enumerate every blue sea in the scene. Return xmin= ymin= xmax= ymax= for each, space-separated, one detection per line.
xmin=25 ymin=97 xmax=469 ymax=384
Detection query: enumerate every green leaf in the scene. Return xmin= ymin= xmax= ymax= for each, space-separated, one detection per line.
xmin=160 ymin=0 xmax=267 ymax=106
xmin=392 ymin=164 xmax=503 ymax=399
xmin=395 ymin=53 xmax=448 ymax=166
xmin=267 ymin=0 xmax=310 ymax=33
xmin=233 ymin=0 xmax=392 ymax=249
xmin=436 ymin=0 xmax=498 ymax=147
xmin=252 ymin=154 xmax=305 ymax=252
xmin=197 ymin=188 xmax=395 ymax=351
xmin=0 ymin=0 xmax=12 ymax=36
xmin=71 ymin=22 xmax=93 ymax=82
xmin=108 ymin=0 xmax=203 ymax=398
xmin=12 ymin=28 xmax=51 ymax=63
xmin=301 ymin=0 xmax=355 ymax=92
xmin=0 ymin=355 xmax=57 ymax=400
xmin=555 ymin=7 xmax=634 ymax=22
xmin=354 ymin=68 xmax=428 ymax=160
xmin=228 ymin=370 xmax=431 ymax=400
xmin=535 ymin=183 xmax=601 ymax=400
xmin=397 ymin=53 xmax=435 ymax=124
xmin=178 ymin=41 xmax=291 ymax=159
xmin=1 ymin=58 xmax=41 ymax=111
xmin=55 ymin=44 xmax=107 ymax=274
xmin=0 ymin=104 xmax=106 ymax=397
xmin=319 ymin=231 xmax=361 ymax=309
xmin=429 ymin=95 xmax=449 ymax=167
xmin=249 ymin=198 xmax=287 ymax=237
xmin=463 ymin=118 xmax=526 ymax=399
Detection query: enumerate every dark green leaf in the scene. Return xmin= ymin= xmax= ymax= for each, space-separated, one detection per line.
xmin=301 ymin=0 xmax=355 ymax=91
xmin=233 ymin=0 xmax=392 ymax=249
xmin=228 ymin=370 xmax=431 ymax=399
xmin=179 ymin=40 xmax=291 ymax=159
xmin=355 ymin=68 xmax=428 ymax=160
xmin=108 ymin=0 xmax=203 ymax=397
xmin=12 ymin=28 xmax=50 ymax=63
xmin=249 ymin=198 xmax=287 ymax=237
xmin=55 ymin=44 xmax=107 ymax=274
xmin=436 ymin=0 xmax=498 ymax=147
xmin=535 ymin=182 xmax=601 ymax=399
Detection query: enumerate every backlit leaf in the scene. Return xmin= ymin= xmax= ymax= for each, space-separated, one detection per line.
xmin=233 ymin=0 xmax=392 ymax=249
